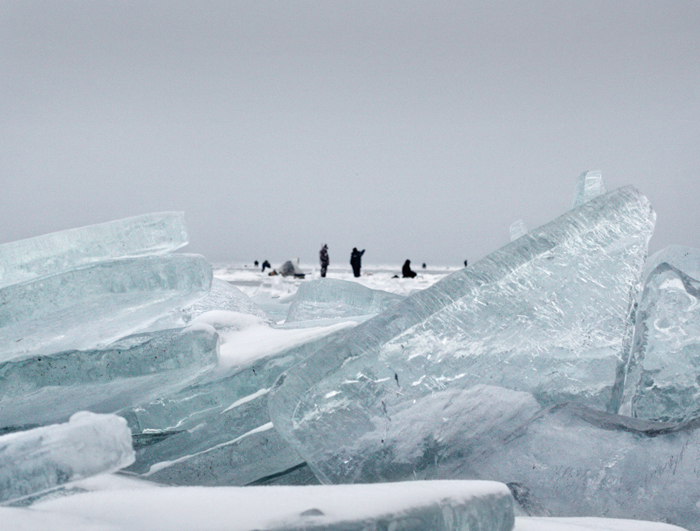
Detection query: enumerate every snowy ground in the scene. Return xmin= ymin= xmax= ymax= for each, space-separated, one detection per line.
xmin=213 ymin=261 xmax=456 ymax=322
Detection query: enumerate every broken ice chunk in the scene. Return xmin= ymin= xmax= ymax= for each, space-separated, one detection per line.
xmin=572 ymin=170 xmax=607 ymax=208
xmin=0 ymin=412 xmax=134 ymax=504
xmin=182 ymin=279 xmax=270 ymax=323
xmin=620 ymin=258 xmax=700 ymax=421
xmin=0 ymin=254 xmax=212 ymax=361
xmin=476 ymin=398 xmax=700 ymax=530
xmin=269 ymin=186 xmax=655 ymax=484
xmin=285 ymin=279 xmax=404 ymax=323
xmin=0 ymin=212 xmax=188 ymax=288
xmin=0 ymin=326 xmax=219 ymax=427
xmin=122 ymin=325 xmax=355 ymax=486
xmin=509 ymin=219 xmax=528 ymax=241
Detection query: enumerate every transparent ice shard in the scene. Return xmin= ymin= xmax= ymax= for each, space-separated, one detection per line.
xmin=572 ymin=170 xmax=607 ymax=208
xmin=0 ymin=412 xmax=134 ymax=504
xmin=620 ymin=255 xmax=700 ymax=422
xmin=269 ymin=186 xmax=655 ymax=483
xmin=0 ymin=212 xmax=188 ymax=288
xmin=0 ymin=326 xmax=219 ymax=428
xmin=509 ymin=219 xmax=528 ymax=241
xmin=285 ymin=279 xmax=404 ymax=323
xmin=26 ymin=480 xmax=514 ymax=531
xmin=0 ymin=254 xmax=212 ymax=361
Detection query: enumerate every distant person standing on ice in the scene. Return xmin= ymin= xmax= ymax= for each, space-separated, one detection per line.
xmin=350 ymin=247 xmax=365 ymax=278
xmin=402 ymin=260 xmax=417 ymax=278
xmin=261 ymin=260 xmax=271 ymax=272
xmin=319 ymin=244 xmax=329 ymax=278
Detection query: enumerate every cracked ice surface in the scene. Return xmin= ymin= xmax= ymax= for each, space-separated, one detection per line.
xmin=0 ymin=212 xmax=188 ymax=289
xmin=269 ymin=186 xmax=655 ymax=484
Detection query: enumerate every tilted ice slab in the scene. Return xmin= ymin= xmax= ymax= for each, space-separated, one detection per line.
xmin=0 ymin=254 xmax=212 ymax=361
xmin=285 ymin=278 xmax=405 ymax=323
xmin=122 ymin=321 xmax=357 ymax=486
xmin=22 ymin=480 xmax=514 ymax=531
xmin=0 ymin=412 xmax=134 ymax=504
xmin=572 ymin=170 xmax=607 ymax=208
xmin=620 ymin=252 xmax=700 ymax=422
xmin=0 ymin=212 xmax=188 ymax=289
xmin=0 ymin=326 xmax=219 ymax=428
xmin=269 ymin=186 xmax=655 ymax=481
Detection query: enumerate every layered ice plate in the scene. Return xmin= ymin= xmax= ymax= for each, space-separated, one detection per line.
xmin=0 ymin=212 xmax=188 ymax=289
xmin=0 ymin=254 xmax=212 ymax=361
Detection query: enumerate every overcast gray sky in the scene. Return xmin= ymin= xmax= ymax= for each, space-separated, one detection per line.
xmin=1 ymin=1 xmax=699 ymax=267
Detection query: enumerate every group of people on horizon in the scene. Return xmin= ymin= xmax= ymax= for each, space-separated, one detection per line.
xmin=255 ymin=247 xmax=468 ymax=278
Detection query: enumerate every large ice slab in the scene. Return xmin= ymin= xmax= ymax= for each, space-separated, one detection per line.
xmin=0 ymin=254 xmax=212 ymax=361
xmin=0 ymin=212 xmax=188 ymax=288
xmin=620 ymin=251 xmax=700 ymax=421
xmin=285 ymin=278 xmax=405 ymax=323
xmin=22 ymin=480 xmax=514 ymax=531
xmin=0 ymin=326 xmax=219 ymax=427
xmin=269 ymin=186 xmax=655 ymax=482
xmin=0 ymin=412 xmax=134 ymax=504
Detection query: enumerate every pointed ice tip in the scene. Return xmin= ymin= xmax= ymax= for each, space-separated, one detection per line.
xmin=572 ymin=170 xmax=607 ymax=209
xmin=509 ymin=219 xmax=528 ymax=242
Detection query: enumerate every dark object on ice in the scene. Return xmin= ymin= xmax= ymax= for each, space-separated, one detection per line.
xmin=254 ymin=260 xmax=259 ymax=267
xmin=262 ymin=260 xmax=271 ymax=272
xmin=422 ymin=263 xmax=426 ymax=269
xmin=319 ymin=245 xmax=329 ymax=278
xmin=279 ymin=260 xmax=306 ymax=279
xmin=402 ymin=260 xmax=417 ymax=278
xmin=350 ymin=248 xmax=365 ymax=278
xmin=464 ymin=259 xmax=468 ymax=267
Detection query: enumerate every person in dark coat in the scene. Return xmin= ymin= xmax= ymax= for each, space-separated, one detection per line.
xmin=261 ymin=260 xmax=271 ymax=272
xmin=319 ymin=244 xmax=329 ymax=278
xmin=350 ymin=247 xmax=365 ymax=278
xmin=402 ymin=259 xmax=417 ymax=278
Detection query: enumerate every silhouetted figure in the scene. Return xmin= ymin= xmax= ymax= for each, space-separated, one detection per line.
xmin=422 ymin=263 xmax=426 ymax=269
xmin=319 ymin=244 xmax=329 ymax=278
xmin=350 ymin=247 xmax=365 ymax=278
xmin=402 ymin=260 xmax=417 ymax=278
xmin=464 ymin=259 xmax=468 ymax=267
xmin=254 ymin=260 xmax=259 ymax=267
xmin=262 ymin=260 xmax=271 ymax=272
